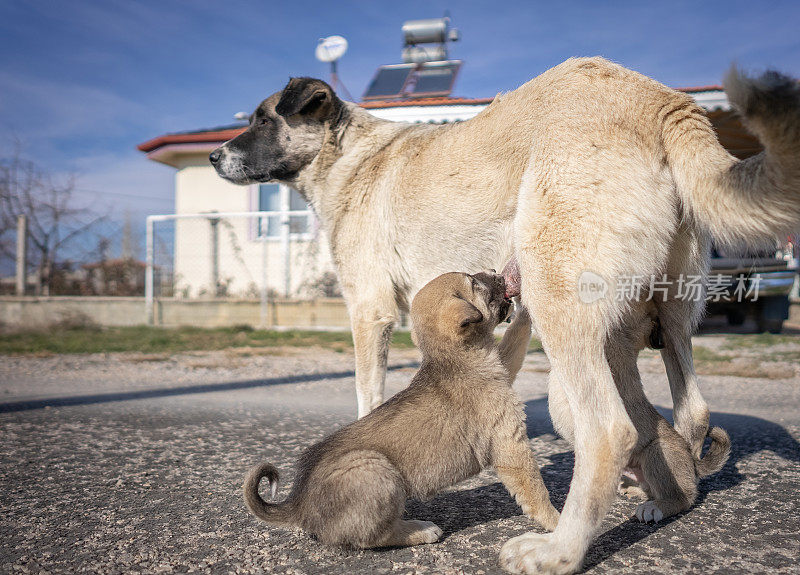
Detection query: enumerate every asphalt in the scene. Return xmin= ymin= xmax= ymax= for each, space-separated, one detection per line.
xmin=1 ymin=343 xmax=799 ymax=574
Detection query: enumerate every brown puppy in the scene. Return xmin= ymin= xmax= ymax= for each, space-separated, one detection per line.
xmin=243 ymin=271 xmax=559 ymax=548
xmin=623 ymin=420 xmax=730 ymax=522
xmin=615 ymin=313 xmax=730 ymax=522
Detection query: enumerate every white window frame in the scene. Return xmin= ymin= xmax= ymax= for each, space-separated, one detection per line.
xmin=250 ymin=183 xmax=316 ymax=242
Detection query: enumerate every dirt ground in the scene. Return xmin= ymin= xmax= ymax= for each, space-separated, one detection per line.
xmin=1 ymin=327 xmax=799 ymax=574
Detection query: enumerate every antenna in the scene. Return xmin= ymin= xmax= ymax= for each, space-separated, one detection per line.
xmin=315 ymin=35 xmax=353 ymax=100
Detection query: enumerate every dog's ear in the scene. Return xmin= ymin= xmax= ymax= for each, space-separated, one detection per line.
xmin=452 ymin=297 xmax=484 ymax=328
xmin=276 ymin=77 xmax=339 ymax=120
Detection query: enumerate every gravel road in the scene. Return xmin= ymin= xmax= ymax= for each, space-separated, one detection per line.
xmin=1 ymin=337 xmax=799 ymax=574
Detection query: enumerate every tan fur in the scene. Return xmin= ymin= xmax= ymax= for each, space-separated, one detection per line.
xmin=548 ymin=307 xmax=731 ymax=523
xmin=214 ymin=58 xmax=800 ymax=573
xmin=242 ymin=272 xmax=559 ymax=548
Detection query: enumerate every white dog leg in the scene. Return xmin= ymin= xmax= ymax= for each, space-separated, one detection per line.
xmin=501 ymin=340 xmax=637 ymax=575
xmin=656 ymin=226 xmax=711 ymax=457
xmin=660 ymin=339 xmax=710 ymax=459
xmin=350 ymin=302 xmax=397 ymax=418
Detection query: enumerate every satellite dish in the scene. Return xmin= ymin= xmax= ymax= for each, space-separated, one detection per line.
xmin=315 ymin=35 xmax=348 ymax=63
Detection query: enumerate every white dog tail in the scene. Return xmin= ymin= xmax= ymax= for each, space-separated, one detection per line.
xmin=663 ymin=66 xmax=800 ymax=250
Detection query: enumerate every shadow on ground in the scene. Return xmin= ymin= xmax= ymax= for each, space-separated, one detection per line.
xmin=354 ymin=397 xmax=800 ymax=568
xmin=519 ymin=397 xmax=800 ymax=569
xmin=0 ymin=362 xmax=420 ymax=413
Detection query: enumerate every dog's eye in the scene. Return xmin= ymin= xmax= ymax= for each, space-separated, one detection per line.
xmin=259 ymin=118 xmax=270 ymax=126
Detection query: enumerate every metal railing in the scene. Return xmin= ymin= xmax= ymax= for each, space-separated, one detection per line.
xmin=145 ymin=209 xmax=333 ymax=325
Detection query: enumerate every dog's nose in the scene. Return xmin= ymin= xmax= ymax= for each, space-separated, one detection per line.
xmin=209 ymin=148 xmax=222 ymax=165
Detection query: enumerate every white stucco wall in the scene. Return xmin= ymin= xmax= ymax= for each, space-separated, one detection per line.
xmin=167 ymin=153 xmax=336 ymax=299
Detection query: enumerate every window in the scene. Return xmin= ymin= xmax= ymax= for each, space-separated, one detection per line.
xmin=256 ymin=184 xmax=313 ymax=238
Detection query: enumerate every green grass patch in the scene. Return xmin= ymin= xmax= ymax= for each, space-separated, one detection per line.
xmin=0 ymin=325 xmax=418 ymax=356
xmin=723 ymin=333 xmax=800 ymax=349
xmin=692 ymin=345 xmax=730 ymax=363
xmin=762 ymin=350 xmax=800 ymax=363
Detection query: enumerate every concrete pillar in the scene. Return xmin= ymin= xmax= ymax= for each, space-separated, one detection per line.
xmin=209 ymin=217 xmax=220 ymax=296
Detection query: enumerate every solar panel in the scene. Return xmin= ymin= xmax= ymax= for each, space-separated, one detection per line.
xmin=362 ymin=60 xmax=462 ymax=101
xmin=407 ymin=61 xmax=461 ymax=97
xmin=362 ymin=64 xmax=415 ymax=100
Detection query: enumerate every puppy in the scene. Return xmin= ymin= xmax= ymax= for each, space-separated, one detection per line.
xmin=623 ymin=419 xmax=730 ymax=522
xmin=243 ymin=271 xmax=560 ymax=548
xmin=621 ymin=314 xmax=731 ymax=522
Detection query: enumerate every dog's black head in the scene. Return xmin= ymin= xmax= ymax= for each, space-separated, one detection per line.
xmin=209 ymin=77 xmax=344 ymax=185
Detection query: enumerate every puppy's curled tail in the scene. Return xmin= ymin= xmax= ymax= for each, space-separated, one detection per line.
xmin=243 ymin=462 xmax=294 ymax=526
xmin=694 ymin=426 xmax=731 ymax=477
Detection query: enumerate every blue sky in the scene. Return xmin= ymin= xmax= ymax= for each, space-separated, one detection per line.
xmin=1 ymin=0 xmax=799 ymax=234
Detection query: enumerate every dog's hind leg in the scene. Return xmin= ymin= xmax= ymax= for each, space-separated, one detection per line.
xmin=606 ymin=325 xmax=697 ymax=523
xmin=661 ymin=339 xmax=709 ymax=459
xmin=547 ymin=371 xmax=575 ymax=446
xmin=302 ymin=450 xmax=408 ymax=548
xmin=656 ymin=225 xmax=712 ymax=457
xmin=378 ymin=519 xmax=443 ymax=547
xmin=632 ymin=424 xmax=698 ymax=523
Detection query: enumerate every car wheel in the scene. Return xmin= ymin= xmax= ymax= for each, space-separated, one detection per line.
xmin=727 ymin=310 xmax=746 ymax=326
xmin=757 ymin=317 xmax=784 ymax=334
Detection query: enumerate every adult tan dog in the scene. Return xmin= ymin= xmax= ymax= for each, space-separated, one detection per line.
xmin=243 ymin=271 xmax=559 ymax=547
xmin=212 ymin=57 xmax=800 ymax=573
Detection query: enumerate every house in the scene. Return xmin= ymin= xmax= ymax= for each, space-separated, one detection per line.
xmin=137 ymin=85 xmax=758 ymax=300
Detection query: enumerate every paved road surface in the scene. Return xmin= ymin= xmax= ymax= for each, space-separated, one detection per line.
xmin=1 ymin=342 xmax=799 ymax=574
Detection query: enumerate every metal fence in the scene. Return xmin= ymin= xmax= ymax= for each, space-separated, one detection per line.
xmin=145 ymin=210 xmax=341 ymax=324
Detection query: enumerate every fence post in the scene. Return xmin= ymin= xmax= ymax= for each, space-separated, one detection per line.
xmin=145 ymin=216 xmax=154 ymax=325
xmin=280 ymin=186 xmax=291 ymax=297
xmin=15 ymin=215 xmax=27 ymax=296
xmin=260 ymin=223 xmax=269 ymax=328
xmin=209 ymin=216 xmax=220 ymax=296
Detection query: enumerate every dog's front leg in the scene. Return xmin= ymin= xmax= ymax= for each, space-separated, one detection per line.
xmin=498 ymin=305 xmax=533 ymax=381
xmin=349 ymin=298 xmax=398 ymax=418
xmin=493 ymin=430 xmax=560 ymax=531
xmin=500 ymin=339 xmax=637 ymax=574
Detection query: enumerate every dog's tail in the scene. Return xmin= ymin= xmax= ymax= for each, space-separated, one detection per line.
xmin=663 ymin=66 xmax=800 ymax=250
xmin=694 ymin=426 xmax=731 ymax=477
xmin=243 ymin=462 xmax=294 ymax=526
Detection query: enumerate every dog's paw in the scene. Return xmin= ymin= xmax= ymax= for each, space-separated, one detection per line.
xmin=410 ymin=520 xmax=443 ymax=544
xmin=635 ymin=501 xmax=664 ymax=523
xmin=618 ymin=476 xmax=648 ymax=501
xmin=499 ymin=532 xmax=581 ymax=575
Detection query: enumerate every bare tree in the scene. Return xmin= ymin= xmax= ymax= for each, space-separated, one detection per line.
xmin=0 ymin=151 xmax=106 ymax=295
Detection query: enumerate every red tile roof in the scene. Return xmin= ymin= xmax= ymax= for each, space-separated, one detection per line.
xmin=674 ymin=85 xmax=724 ymax=93
xmin=137 ymin=128 xmax=245 ymax=153
xmin=360 ymin=96 xmax=495 ymax=109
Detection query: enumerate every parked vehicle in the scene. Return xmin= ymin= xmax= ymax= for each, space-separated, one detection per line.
xmin=707 ymin=238 xmax=798 ymax=333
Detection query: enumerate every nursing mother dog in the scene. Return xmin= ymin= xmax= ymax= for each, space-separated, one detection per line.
xmin=211 ymin=57 xmax=800 ymax=574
